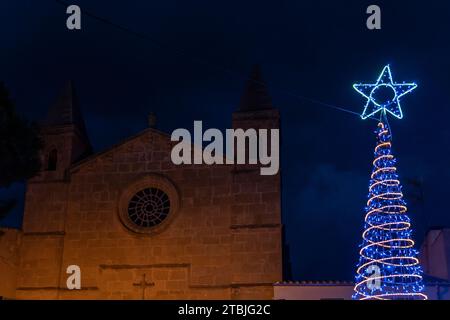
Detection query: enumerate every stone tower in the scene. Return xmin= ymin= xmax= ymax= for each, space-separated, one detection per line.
xmin=39 ymin=80 xmax=92 ymax=181
xmin=16 ymin=82 xmax=92 ymax=298
xmin=232 ymin=65 xmax=280 ymax=171
xmin=229 ymin=65 xmax=282 ymax=298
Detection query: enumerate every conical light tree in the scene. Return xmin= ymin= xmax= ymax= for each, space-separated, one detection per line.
xmin=352 ymin=65 xmax=427 ymax=300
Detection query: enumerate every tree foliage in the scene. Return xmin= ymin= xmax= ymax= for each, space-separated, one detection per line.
xmin=0 ymin=82 xmax=42 ymax=219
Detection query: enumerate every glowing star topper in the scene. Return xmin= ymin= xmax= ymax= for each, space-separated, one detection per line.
xmin=353 ymin=65 xmax=417 ymax=120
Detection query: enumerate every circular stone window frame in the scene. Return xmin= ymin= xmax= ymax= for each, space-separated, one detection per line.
xmin=118 ymin=174 xmax=180 ymax=235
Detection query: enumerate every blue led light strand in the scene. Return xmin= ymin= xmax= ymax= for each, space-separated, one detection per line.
xmin=354 ymin=65 xmax=417 ymax=120
xmin=352 ymin=121 xmax=427 ymax=300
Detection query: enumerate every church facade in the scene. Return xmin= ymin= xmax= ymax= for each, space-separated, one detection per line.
xmin=0 ymin=67 xmax=283 ymax=300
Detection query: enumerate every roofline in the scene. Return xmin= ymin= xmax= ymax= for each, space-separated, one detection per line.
xmin=425 ymin=226 xmax=450 ymax=234
xmin=68 ymin=126 xmax=250 ymax=174
xmin=274 ymin=279 xmax=450 ymax=287
xmin=274 ymin=281 xmax=354 ymax=287
xmin=69 ymin=128 xmax=170 ymax=172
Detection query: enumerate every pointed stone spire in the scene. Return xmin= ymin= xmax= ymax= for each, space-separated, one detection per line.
xmin=46 ymin=81 xmax=82 ymax=125
xmin=238 ymin=65 xmax=273 ymax=112
xmin=45 ymin=81 xmax=90 ymax=144
xmin=148 ymin=112 xmax=157 ymax=128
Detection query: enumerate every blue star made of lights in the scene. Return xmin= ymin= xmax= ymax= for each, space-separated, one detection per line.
xmin=354 ymin=65 xmax=417 ymax=120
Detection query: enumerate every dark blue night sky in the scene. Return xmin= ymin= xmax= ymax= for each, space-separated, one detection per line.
xmin=1 ymin=0 xmax=450 ymax=281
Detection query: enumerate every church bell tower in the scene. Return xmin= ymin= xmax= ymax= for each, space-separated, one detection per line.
xmin=36 ymin=81 xmax=92 ymax=182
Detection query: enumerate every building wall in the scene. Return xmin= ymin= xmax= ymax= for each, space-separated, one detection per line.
xmin=274 ymin=284 xmax=354 ymax=300
xmin=274 ymin=283 xmax=450 ymax=300
xmin=230 ymin=109 xmax=282 ymax=299
xmin=16 ymin=180 xmax=68 ymax=298
xmin=425 ymin=285 xmax=450 ymax=300
xmin=420 ymin=229 xmax=450 ymax=280
xmin=0 ymin=228 xmax=21 ymax=299
xmin=15 ymin=128 xmax=282 ymax=299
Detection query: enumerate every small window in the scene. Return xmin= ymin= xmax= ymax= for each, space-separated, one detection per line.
xmin=47 ymin=149 xmax=58 ymax=171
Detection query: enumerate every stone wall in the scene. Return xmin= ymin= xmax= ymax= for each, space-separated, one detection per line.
xmin=0 ymin=228 xmax=21 ymax=299
xmin=420 ymin=229 xmax=450 ymax=280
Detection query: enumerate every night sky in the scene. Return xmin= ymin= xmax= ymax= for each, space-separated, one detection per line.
xmin=1 ymin=0 xmax=450 ymax=281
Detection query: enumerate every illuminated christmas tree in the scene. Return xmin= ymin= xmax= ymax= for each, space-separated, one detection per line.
xmin=352 ymin=65 xmax=427 ymax=300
